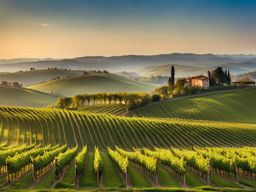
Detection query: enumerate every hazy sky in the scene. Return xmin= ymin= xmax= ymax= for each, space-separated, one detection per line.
xmin=1 ymin=0 xmax=256 ymax=58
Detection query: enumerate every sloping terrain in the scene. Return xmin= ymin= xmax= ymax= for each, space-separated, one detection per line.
xmin=0 ymin=69 xmax=83 ymax=86
xmin=82 ymin=104 xmax=127 ymax=115
xmin=28 ymin=73 xmax=156 ymax=96
xmin=131 ymin=88 xmax=256 ymax=123
xmin=0 ymin=85 xmax=57 ymax=107
xmin=1 ymin=105 xmax=256 ymax=148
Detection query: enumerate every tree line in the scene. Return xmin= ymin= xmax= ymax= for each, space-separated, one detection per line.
xmin=208 ymin=67 xmax=231 ymax=86
xmin=55 ymin=92 xmax=160 ymax=111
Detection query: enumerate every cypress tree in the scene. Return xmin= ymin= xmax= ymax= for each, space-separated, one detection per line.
xmin=208 ymin=71 xmax=212 ymax=86
xmin=171 ymin=65 xmax=175 ymax=86
xmin=227 ymin=70 xmax=231 ymax=85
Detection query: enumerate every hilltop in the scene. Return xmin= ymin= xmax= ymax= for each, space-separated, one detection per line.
xmin=28 ymin=73 xmax=156 ymax=96
xmin=0 ymin=69 xmax=83 ymax=86
xmin=0 ymin=85 xmax=57 ymax=107
xmin=1 ymin=54 xmax=256 ymax=77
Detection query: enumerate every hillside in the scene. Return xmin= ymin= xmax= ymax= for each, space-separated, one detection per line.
xmin=1 ymin=106 xmax=256 ymax=148
xmin=82 ymin=104 xmax=127 ymax=115
xmin=131 ymin=88 xmax=256 ymax=123
xmin=28 ymin=73 xmax=156 ymax=96
xmin=0 ymin=69 xmax=83 ymax=86
xmin=0 ymin=85 xmax=57 ymax=107
xmin=237 ymin=71 xmax=256 ymax=81
xmin=1 ymin=54 xmax=256 ymax=76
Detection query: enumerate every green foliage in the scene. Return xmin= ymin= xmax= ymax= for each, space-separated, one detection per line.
xmin=133 ymin=88 xmax=256 ymax=124
xmin=75 ymin=146 xmax=87 ymax=175
xmin=1 ymin=88 xmax=256 ymax=149
xmin=0 ymin=145 xmax=34 ymax=167
xmin=55 ymin=146 xmax=78 ymax=176
xmin=33 ymin=145 xmax=67 ymax=173
xmin=144 ymin=148 xmax=185 ymax=175
xmin=6 ymin=145 xmax=51 ymax=174
xmin=108 ymin=147 xmax=128 ymax=174
xmin=93 ymin=147 xmax=103 ymax=173
xmin=116 ymin=147 xmax=157 ymax=174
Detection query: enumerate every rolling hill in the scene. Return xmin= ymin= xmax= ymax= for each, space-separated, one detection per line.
xmin=82 ymin=104 xmax=127 ymax=115
xmin=1 ymin=106 xmax=256 ymax=148
xmin=0 ymin=69 xmax=83 ymax=86
xmin=0 ymin=85 xmax=57 ymax=107
xmin=28 ymin=73 xmax=156 ymax=96
xmin=1 ymin=54 xmax=256 ymax=76
xmin=237 ymin=71 xmax=256 ymax=81
xmin=131 ymin=88 xmax=256 ymax=123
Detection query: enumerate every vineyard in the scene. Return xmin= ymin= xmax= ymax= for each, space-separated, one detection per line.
xmin=0 ymin=145 xmax=256 ymax=191
xmin=132 ymin=88 xmax=256 ymax=123
xmin=0 ymin=106 xmax=256 ymax=148
xmin=82 ymin=104 xmax=127 ymax=115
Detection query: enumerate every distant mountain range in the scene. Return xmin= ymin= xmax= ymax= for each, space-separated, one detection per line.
xmin=1 ymin=53 xmax=256 ymax=78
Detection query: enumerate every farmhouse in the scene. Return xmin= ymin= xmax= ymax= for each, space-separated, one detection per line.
xmin=187 ymin=75 xmax=209 ymax=88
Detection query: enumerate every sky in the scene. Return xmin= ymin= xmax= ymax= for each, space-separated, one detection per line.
xmin=1 ymin=0 xmax=256 ymax=59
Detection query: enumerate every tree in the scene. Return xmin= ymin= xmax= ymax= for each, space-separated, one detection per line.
xmin=1 ymin=81 xmax=8 ymax=86
xmin=171 ymin=65 xmax=175 ymax=86
xmin=12 ymin=82 xmax=22 ymax=87
xmin=56 ymin=98 xmax=65 ymax=108
xmin=168 ymin=65 xmax=175 ymax=89
xmin=72 ymin=95 xmax=85 ymax=108
xmin=63 ymin=97 xmax=72 ymax=108
xmin=155 ymin=86 xmax=169 ymax=100
xmin=227 ymin=70 xmax=231 ymax=85
xmin=208 ymin=71 xmax=213 ymax=86
xmin=175 ymin=78 xmax=187 ymax=89
xmin=152 ymin=94 xmax=161 ymax=102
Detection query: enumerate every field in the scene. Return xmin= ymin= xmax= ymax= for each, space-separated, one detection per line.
xmin=0 ymin=85 xmax=57 ymax=107
xmin=0 ymin=105 xmax=256 ymax=148
xmin=28 ymin=73 xmax=156 ymax=96
xmin=0 ymin=88 xmax=256 ymax=191
xmin=0 ymin=69 xmax=83 ymax=86
xmin=82 ymin=104 xmax=127 ymax=115
xmin=132 ymin=88 xmax=256 ymax=123
xmin=1 ymin=145 xmax=256 ymax=192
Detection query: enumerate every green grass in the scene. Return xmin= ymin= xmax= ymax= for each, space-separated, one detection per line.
xmin=28 ymin=73 xmax=156 ymax=96
xmin=0 ymin=85 xmax=57 ymax=107
xmin=211 ymin=173 xmax=242 ymax=188
xmin=158 ymin=165 xmax=181 ymax=187
xmin=101 ymin=152 xmax=124 ymax=188
xmin=238 ymin=176 xmax=256 ymax=188
xmin=128 ymin=164 xmax=152 ymax=187
xmin=4 ymin=172 xmax=33 ymax=190
xmin=185 ymin=171 xmax=205 ymax=187
xmin=33 ymin=168 xmax=55 ymax=189
xmin=79 ymin=152 xmax=98 ymax=188
xmin=132 ymin=88 xmax=256 ymax=124
xmin=0 ymin=69 xmax=83 ymax=86
xmin=60 ymin=161 xmax=76 ymax=186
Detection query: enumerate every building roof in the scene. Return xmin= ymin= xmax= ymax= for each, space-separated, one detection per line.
xmin=189 ymin=75 xmax=209 ymax=81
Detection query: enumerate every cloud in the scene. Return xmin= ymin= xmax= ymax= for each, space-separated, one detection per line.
xmin=40 ymin=23 xmax=49 ymax=27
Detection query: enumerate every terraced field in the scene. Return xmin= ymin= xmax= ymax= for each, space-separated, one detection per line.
xmin=132 ymin=88 xmax=256 ymax=123
xmin=82 ymin=104 xmax=127 ymax=115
